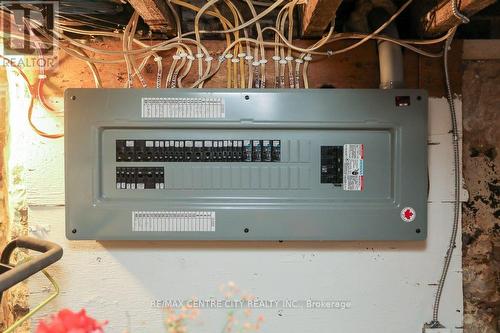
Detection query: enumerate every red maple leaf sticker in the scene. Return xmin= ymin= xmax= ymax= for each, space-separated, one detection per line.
xmin=404 ymin=209 xmax=414 ymax=220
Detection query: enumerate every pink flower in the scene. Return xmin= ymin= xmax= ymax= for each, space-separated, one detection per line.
xmin=36 ymin=309 xmax=107 ymax=333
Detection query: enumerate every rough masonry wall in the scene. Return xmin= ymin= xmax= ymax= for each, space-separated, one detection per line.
xmin=462 ymin=60 xmax=500 ymax=333
xmin=0 ymin=68 xmax=31 ymax=332
xmin=0 ymin=67 xmax=8 ymax=331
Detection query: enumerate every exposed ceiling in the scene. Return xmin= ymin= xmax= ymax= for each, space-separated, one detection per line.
xmin=52 ymin=0 xmax=500 ymax=40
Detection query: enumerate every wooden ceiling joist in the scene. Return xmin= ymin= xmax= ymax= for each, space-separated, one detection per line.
xmin=421 ymin=0 xmax=497 ymax=36
xmin=128 ymin=0 xmax=177 ymax=36
xmin=301 ymin=0 xmax=342 ymax=37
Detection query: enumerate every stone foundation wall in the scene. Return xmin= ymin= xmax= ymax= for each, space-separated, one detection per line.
xmin=0 ymin=69 xmax=30 ymax=332
xmin=0 ymin=68 xmax=9 ymax=331
xmin=462 ymin=60 xmax=500 ymax=333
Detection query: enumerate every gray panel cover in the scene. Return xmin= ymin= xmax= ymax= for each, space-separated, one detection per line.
xmin=65 ymin=89 xmax=428 ymax=241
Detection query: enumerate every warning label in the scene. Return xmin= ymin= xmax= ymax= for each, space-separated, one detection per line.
xmin=343 ymin=144 xmax=364 ymax=191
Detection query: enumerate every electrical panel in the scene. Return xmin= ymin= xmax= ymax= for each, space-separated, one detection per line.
xmin=65 ymin=89 xmax=428 ymax=241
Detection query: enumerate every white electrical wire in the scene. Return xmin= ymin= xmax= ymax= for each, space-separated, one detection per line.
xmin=0 ymin=0 xmax=461 ymax=90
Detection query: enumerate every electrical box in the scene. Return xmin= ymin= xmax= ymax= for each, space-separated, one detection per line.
xmin=65 ymin=89 xmax=428 ymax=241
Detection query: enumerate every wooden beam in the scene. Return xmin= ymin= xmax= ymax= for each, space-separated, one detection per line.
xmin=128 ymin=0 xmax=176 ymax=36
xmin=421 ymin=0 xmax=497 ymax=36
xmin=463 ymin=39 xmax=500 ymax=59
xmin=302 ymin=0 xmax=342 ymax=37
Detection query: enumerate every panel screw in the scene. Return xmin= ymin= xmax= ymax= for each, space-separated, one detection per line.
xmin=417 ymin=96 xmax=422 ymax=101
xmin=72 ymin=229 xmax=77 ymax=234
xmin=71 ymin=96 xmax=77 ymax=100
xmin=244 ymin=95 xmax=250 ymax=100
xmin=416 ymin=228 xmax=421 ymax=234
xmin=244 ymin=228 xmax=249 ymax=233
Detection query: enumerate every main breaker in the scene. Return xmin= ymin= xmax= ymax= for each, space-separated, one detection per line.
xmin=65 ymin=89 xmax=427 ymax=240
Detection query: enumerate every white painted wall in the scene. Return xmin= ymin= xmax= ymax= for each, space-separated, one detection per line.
xmin=9 ymin=94 xmax=464 ymax=332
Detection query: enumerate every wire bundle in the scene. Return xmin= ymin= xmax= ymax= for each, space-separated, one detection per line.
xmin=1 ymin=0 xmax=458 ymax=92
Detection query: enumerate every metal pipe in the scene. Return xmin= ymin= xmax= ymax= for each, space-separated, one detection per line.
xmin=0 ymin=237 xmax=63 ymax=294
xmin=368 ymin=7 xmax=404 ymax=89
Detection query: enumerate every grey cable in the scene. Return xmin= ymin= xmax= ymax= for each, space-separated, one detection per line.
xmin=428 ymin=1 xmax=470 ymax=325
xmin=427 ymin=26 xmax=461 ymax=329
xmin=452 ymin=0 xmax=470 ymax=24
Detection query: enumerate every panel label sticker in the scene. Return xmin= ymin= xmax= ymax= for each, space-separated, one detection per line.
xmin=132 ymin=211 xmax=216 ymax=232
xmin=343 ymin=144 xmax=364 ymax=191
xmin=141 ymin=97 xmax=225 ymax=119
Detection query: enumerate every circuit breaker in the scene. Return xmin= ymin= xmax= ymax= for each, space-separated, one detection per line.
xmin=65 ymin=89 xmax=428 ymax=240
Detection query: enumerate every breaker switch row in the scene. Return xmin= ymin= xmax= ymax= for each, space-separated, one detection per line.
xmin=116 ymin=140 xmax=281 ymax=162
xmin=116 ymin=167 xmax=164 ymax=190
xmin=320 ymin=146 xmax=344 ymax=186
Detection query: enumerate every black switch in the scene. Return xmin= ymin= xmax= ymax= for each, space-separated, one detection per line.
xmin=252 ymin=140 xmax=262 ymax=162
xmin=320 ymin=146 xmax=343 ymax=185
xmin=144 ymin=169 xmax=155 ymax=189
xmin=116 ymin=140 xmax=126 ymax=162
xmin=177 ymin=141 xmax=185 ymax=161
xmin=154 ymin=168 xmax=164 ymax=189
xmin=134 ymin=140 xmax=145 ymax=161
xmin=203 ymin=140 xmax=213 ymax=161
xmin=185 ymin=140 xmax=194 ymax=161
xmin=194 ymin=141 xmax=203 ymax=162
xmin=136 ymin=170 xmax=145 ymax=189
xmin=271 ymin=140 xmax=281 ymax=162
xmin=235 ymin=140 xmax=243 ymax=161
xmin=167 ymin=140 xmax=175 ymax=161
xmin=222 ymin=140 xmax=229 ymax=161
xmin=116 ymin=168 xmax=124 ymax=189
xmin=144 ymin=140 xmax=154 ymax=161
xmin=262 ymin=140 xmax=272 ymax=162
xmin=243 ymin=140 xmax=252 ymax=162
xmin=116 ymin=140 xmax=135 ymax=162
